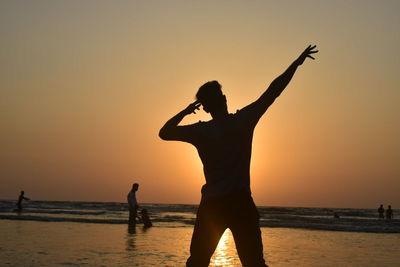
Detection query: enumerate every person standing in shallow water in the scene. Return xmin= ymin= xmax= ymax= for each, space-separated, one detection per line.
xmin=159 ymin=45 xmax=318 ymax=267
xmin=127 ymin=183 xmax=139 ymax=228
xmin=378 ymin=204 xmax=385 ymax=219
xmin=386 ymin=205 xmax=393 ymax=220
xmin=16 ymin=190 xmax=30 ymax=211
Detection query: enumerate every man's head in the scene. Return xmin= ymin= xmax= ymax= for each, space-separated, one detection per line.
xmin=132 ymin=183 xmax=139 ymax=192
xmin=196 ymin=81 xmax=227 ymax=114
xmin=21 ymin=191 xmax=24 ymax=195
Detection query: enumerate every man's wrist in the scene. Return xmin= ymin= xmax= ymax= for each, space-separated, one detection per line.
xmin=180 ymin=109 xmax=190 ymax=116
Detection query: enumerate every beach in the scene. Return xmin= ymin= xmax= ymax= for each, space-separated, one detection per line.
xmin=1 ymin=220 xmax=400 ymax=266
xmin=1 ymin=200 xmax=399 ymax=266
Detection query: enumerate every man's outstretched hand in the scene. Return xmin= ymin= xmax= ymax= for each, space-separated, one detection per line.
xmin=183 ymin=100 xmax=201 ymax=115
xmin=295 ymin=45 xmax=318 ymax=66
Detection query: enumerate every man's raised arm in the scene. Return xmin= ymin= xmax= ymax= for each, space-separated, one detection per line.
xmin=159 ymin=100 xmax=201 ymax=141
xmin=245 ymin=45 xmax=318 ymax=118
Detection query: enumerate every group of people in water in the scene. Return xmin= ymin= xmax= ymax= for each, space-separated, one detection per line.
xmin=127 ymin=183 xmax=152 ymax=229
xmin=15 ymin=186 xmax=153 ymax=229
xmin=16 ymin=189 xmax=395 ymax=226
xmin=378 ymin=204 xmax=393 ymax=220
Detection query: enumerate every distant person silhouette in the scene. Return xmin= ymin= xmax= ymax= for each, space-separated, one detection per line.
xmin=16 ymin=190 xmax=30 ymax=211
xmin=141 ymin=208 xmax=153 ymax=228
xmin=333 ymin=212 xmax=340 ymax=219
xmin=128 ymin=183 xmax=139 ymax=228
xmin=386 ymin=205 xmax=393 ymax=220
xmin=378 ymin=204 xmax=385 ymax=219
xmin=160 ymin=45 xmax=318 ymax=267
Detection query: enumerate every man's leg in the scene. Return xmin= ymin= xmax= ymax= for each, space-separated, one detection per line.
xmin=129 ymin=209 xmax=137 ymax=227
xmin=186 ymin=199 xmax=226 ymax=267
xmin=229 ymin=196 xmax=267 ymax=267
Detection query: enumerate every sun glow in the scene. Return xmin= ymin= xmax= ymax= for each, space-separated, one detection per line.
xmin=1 ymin=1 xmax=399 ymax=208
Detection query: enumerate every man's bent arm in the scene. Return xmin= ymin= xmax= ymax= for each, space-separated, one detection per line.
xmin=159 ymin=101 xmax=200 ymax=141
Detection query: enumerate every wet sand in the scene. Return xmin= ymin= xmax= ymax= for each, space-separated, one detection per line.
xmin=1 ymin=220 xmax=399 ymax=266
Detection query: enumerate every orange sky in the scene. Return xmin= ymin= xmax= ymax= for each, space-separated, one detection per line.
xmin=1 ymin=1 xmax=399 ymax=208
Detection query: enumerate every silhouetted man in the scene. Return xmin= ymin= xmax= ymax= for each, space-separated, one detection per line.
xmin=378 ymin=204 xmax=385 ymax=219
xmin=386 ymin=205 xmax=393 ymax=220
xmin=160 ymin=45 xmax=318 ymax=267
xmin=128 ymin=183 xmax=139 ymax=228
xmin=17 ymin=190 xmax=30 ymax=211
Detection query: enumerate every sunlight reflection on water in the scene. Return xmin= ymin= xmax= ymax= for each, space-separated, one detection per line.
xmin=210 ymin=229 xmax=241 ymax=266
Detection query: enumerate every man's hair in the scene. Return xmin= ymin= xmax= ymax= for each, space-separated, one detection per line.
xmin=196 ymin=81 xmax=224 ymax=112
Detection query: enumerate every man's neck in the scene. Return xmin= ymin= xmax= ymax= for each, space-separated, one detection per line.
xmin=211 ymin=109 xmax=229 ymax=120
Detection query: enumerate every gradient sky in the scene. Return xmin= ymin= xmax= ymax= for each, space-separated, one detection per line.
xmin=1 ymin=0 xmax=399 ymax=208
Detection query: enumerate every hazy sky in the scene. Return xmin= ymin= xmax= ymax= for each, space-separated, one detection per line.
xmin=1 ymin=0 xmax=399 ymax=208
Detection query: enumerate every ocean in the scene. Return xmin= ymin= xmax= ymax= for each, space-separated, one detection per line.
xmin=0 ymin=200 xmax=398 ymax=233
xmin=1 ymin=200 xmax=399 ymax=266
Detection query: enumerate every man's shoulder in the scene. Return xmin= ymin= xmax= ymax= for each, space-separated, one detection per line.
xmin=182 ymin=120 xmax=209 ymax=130
xmin=233 ymin=104 xmax=263 ymax=128
xmin=228 ymin=108 xmax=250 ymax=123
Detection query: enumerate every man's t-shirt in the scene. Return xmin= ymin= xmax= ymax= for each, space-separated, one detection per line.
xmin=127 ymin=191 xmax=137 ymax=210
xmin=173 ymin=104 xmax=263 ymax=198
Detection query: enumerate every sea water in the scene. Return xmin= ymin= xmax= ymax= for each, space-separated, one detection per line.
xmin=0 ymin=200 xmax=398 ymax=233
